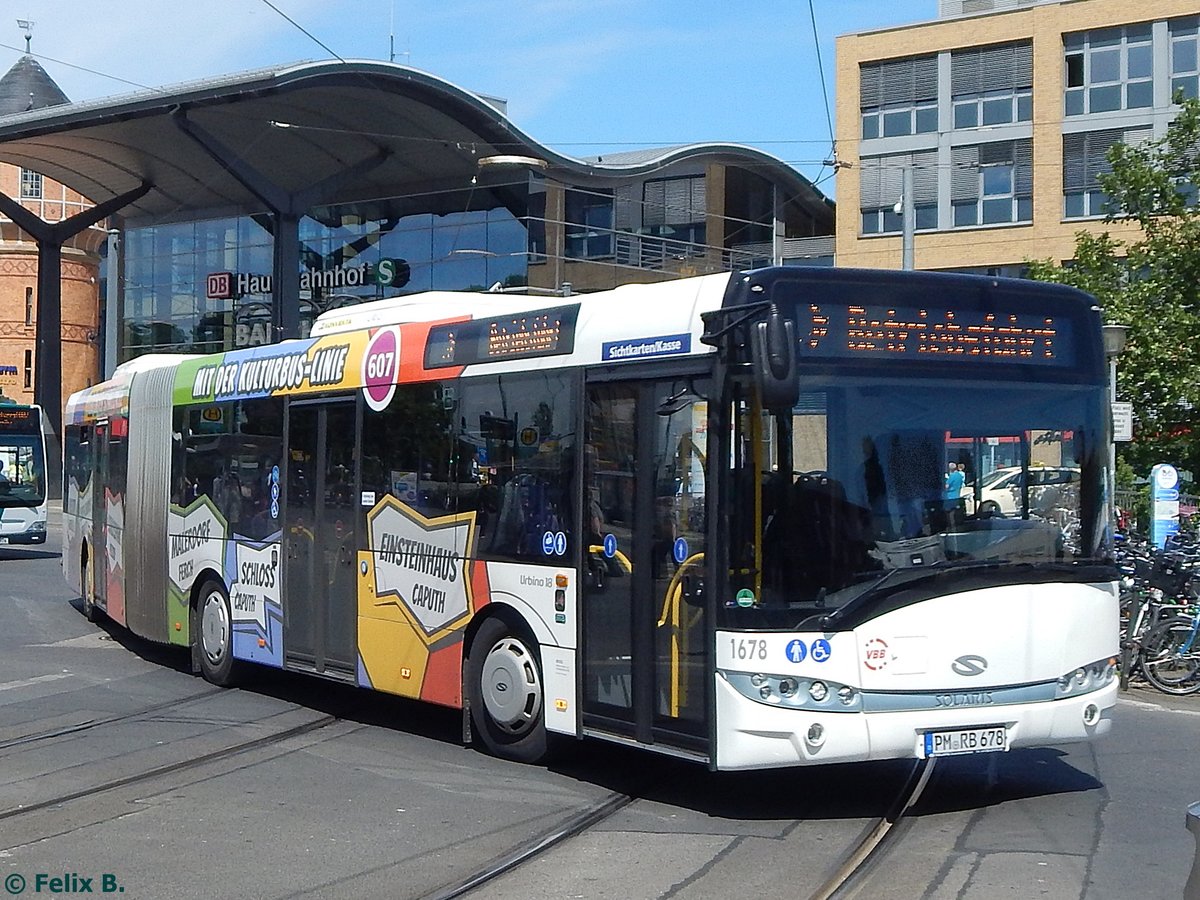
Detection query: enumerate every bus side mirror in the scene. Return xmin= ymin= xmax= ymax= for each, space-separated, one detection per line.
xmin=751 ymin=305 xmax=798 ymax=411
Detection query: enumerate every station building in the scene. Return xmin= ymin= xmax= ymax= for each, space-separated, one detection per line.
xmin=0 ymin=54 xmax=834 ymax=418
xmin=835 ymin=0 xmax=1200 ymax=274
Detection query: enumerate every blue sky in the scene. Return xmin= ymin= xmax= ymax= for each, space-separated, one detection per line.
xmin=3 ymin=1 xmax=938 ymax=197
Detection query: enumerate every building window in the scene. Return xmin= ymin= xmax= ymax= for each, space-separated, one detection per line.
xmin=860 ymin=55 xmax=938 ymax=139
xmin=24 ymin=287 xmax=32 ymax=326
xmin=1171 ymin=17 xmax=1199 ymax=101
xmin=951 ymin=140 xmax=1032 ymax=227
xmin=951 ymin=42 xmax=1033 ymax=129
xmin=642 ymin=176 xmax=706 ymax=246
xmin=1064 ymin=24 xmax=1153 ymax=117
xmin=1063 ymin=127 xmax=1150 ymax=218
xmin=564 ymin=189 xmax=613 ymax=259
xmin=859 ymin=150 xmax=938 ymax=235
xmin=19 ymin=169 xmax=42 ymax=200
xmin=23 ymin=349 xmax=31 ymax=389
xmin=526 ymin=179 xmax=546 ymax=262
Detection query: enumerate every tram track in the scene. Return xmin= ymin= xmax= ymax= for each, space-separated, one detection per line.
xmin=424 ymin=790 xmax=635 ymax=900
xmin=415 ymin=757 xmax=937 ymax=900
xmin=0 ymin=710 xmax=338 ymax=822
xmin=808 ymin=758 xmax=936 ymax=900
xmin=0 ymin=685 xmax=225 ymax=753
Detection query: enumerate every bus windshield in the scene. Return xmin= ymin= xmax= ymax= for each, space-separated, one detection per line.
xmin=0 ymin=434 xmax=46 ymax=507
xmin=723 ymin=373 xmax=1108 ymax=629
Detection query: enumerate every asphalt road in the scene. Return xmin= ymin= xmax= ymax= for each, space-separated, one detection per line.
xmin=1 ymin=512 xmax=1198 ymax=899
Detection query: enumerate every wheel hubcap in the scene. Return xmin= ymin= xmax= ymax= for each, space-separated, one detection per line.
xmin=201 ymin=592 xmax=229 ymax=665
xmin=480 ymin=637 xmax=541 ymax=735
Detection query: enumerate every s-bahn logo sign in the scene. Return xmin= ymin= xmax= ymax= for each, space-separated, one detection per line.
xmin=206 ymin=259 xmax=410 ymax=300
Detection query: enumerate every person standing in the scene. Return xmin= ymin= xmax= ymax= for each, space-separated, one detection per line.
xmin=944 ymin=461 xmax=965 ymax=527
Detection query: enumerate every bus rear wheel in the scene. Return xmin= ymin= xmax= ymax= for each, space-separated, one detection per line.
xmin=193 ymin=580 xmax=243 ymax=687
xmin=81 ymin=548 xmax=101 ymax=623
xmin=468 ymin=616 xmax=548 ymax=764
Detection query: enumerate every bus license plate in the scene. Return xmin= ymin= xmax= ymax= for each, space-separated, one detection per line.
xmin=921 ymin=725 xmax=1008 ymax=758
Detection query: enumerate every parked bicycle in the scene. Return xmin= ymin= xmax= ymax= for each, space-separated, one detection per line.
xmin=1116 ymin=529 xmax=1200 ymax=695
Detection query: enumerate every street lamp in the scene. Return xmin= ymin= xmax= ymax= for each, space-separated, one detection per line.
xmin=1102 ymin=323 xmax=1129 ymax=521
xmin=895 ymin=165 xmax=914 ymax=270
xmin=475 ymin=154 xmax=565 ymax=292
xmin=476 ymin=155 xmax=549 ymax=172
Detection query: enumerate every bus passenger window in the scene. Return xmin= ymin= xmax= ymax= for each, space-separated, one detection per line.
xmin=456 ymin=372 xmax=576 ymax=563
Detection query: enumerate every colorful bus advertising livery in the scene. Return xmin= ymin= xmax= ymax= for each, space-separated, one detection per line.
xmin=63 ymin=268 xmax=1119 ymax=769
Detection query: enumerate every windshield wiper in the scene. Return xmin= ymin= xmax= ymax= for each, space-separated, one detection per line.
xmin=819 ymin=559 xmax=1019 ymax=630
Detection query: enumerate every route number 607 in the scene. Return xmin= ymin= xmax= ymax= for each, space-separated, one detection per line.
xmin=366 ymin=351 xmax=394 ymax=379
xmin=730 ymin=638 xmax=768 ymax=661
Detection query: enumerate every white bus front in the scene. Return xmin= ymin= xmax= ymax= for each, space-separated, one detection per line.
xmin=0 ymin=404 xmax=48 ymax=545
xmin=708 ymin=270 xmax=1117 ymax=770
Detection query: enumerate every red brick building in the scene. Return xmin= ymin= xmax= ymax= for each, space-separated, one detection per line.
xmin=0 ymin=49 xmax=106 ymax=406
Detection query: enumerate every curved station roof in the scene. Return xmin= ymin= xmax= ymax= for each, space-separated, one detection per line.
xmin=0 ymin=59 xmax=832 ymax=228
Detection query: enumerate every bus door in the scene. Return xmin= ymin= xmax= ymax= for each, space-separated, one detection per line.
xmin=581 ymin=375 xmax=710 ymax=755
xmin=283 ymin=399 xmax=358 ymax=680
xmin=89 ymin=421 xmax=110 ymax=612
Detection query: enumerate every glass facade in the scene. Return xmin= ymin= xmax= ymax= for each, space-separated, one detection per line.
xmin=114 ymin=165 xmax=832 ymax=364
xmin=120 ymin=197 xmax=531 ymax=361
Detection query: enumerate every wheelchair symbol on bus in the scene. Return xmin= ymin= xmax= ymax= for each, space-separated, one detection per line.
xmin=810 ymin=639 xmax=831 ymax=663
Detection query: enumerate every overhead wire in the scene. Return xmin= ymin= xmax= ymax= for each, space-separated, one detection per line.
xmin=258 ymin=0 xmax=346 ymax=63
xmin=807 ymin=0 xmax=836 ymax=156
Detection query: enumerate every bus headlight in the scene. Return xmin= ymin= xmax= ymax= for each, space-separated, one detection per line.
xmin=1056 ymin=657 xmax=1118 ymax=699
xmin=720 ymin=671 xmax=862 ymax=712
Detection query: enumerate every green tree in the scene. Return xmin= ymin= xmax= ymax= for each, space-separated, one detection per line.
xmin=1027 ymin=96 xmax=1200 ymax=481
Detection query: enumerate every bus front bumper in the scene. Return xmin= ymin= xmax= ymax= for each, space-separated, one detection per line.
xmin=713 ymin=673 xmax=1116 ymax=771
xmin=0 ymin=522 xmax=47 ymax=544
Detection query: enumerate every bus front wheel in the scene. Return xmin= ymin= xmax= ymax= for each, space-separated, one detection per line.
xmin=193 ymin=580 xmax=243 ymax=687
xmin=467 ymin=616 xmax=548 ymax=764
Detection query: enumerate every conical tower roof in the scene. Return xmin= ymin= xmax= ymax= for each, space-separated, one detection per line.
xmin=0 ymin=54 xmax=68 ymax=115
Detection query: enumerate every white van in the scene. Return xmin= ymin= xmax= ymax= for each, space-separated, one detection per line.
xmin=966 ymin=465 xmax=1081 ymax=516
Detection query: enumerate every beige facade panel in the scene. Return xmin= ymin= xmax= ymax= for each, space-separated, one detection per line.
xmin=835 ymin=0 xmax=1199 ymax=270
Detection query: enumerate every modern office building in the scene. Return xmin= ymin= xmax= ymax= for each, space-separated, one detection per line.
xmin=835 ymin=0 xmax=1199 ymax=273
xmin=0 ymin=41 xmax=105 ymax=405
xmin=0 ymin=58 xmax=833 ymax=399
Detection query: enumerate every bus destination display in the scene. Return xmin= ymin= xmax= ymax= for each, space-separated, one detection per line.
xmin=0 ymin=407 xmax=38 ymax=433
xmin=798 ymin=302 xmax=1071 ymax=366
xmin=425 ymin=304 xmax=580 ymax=369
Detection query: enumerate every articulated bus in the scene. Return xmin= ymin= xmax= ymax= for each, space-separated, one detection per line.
xmin=0 ymin=401 xmax=48 ymax=545
xmin=62 ymin=267 xmax=1118 ymax=769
